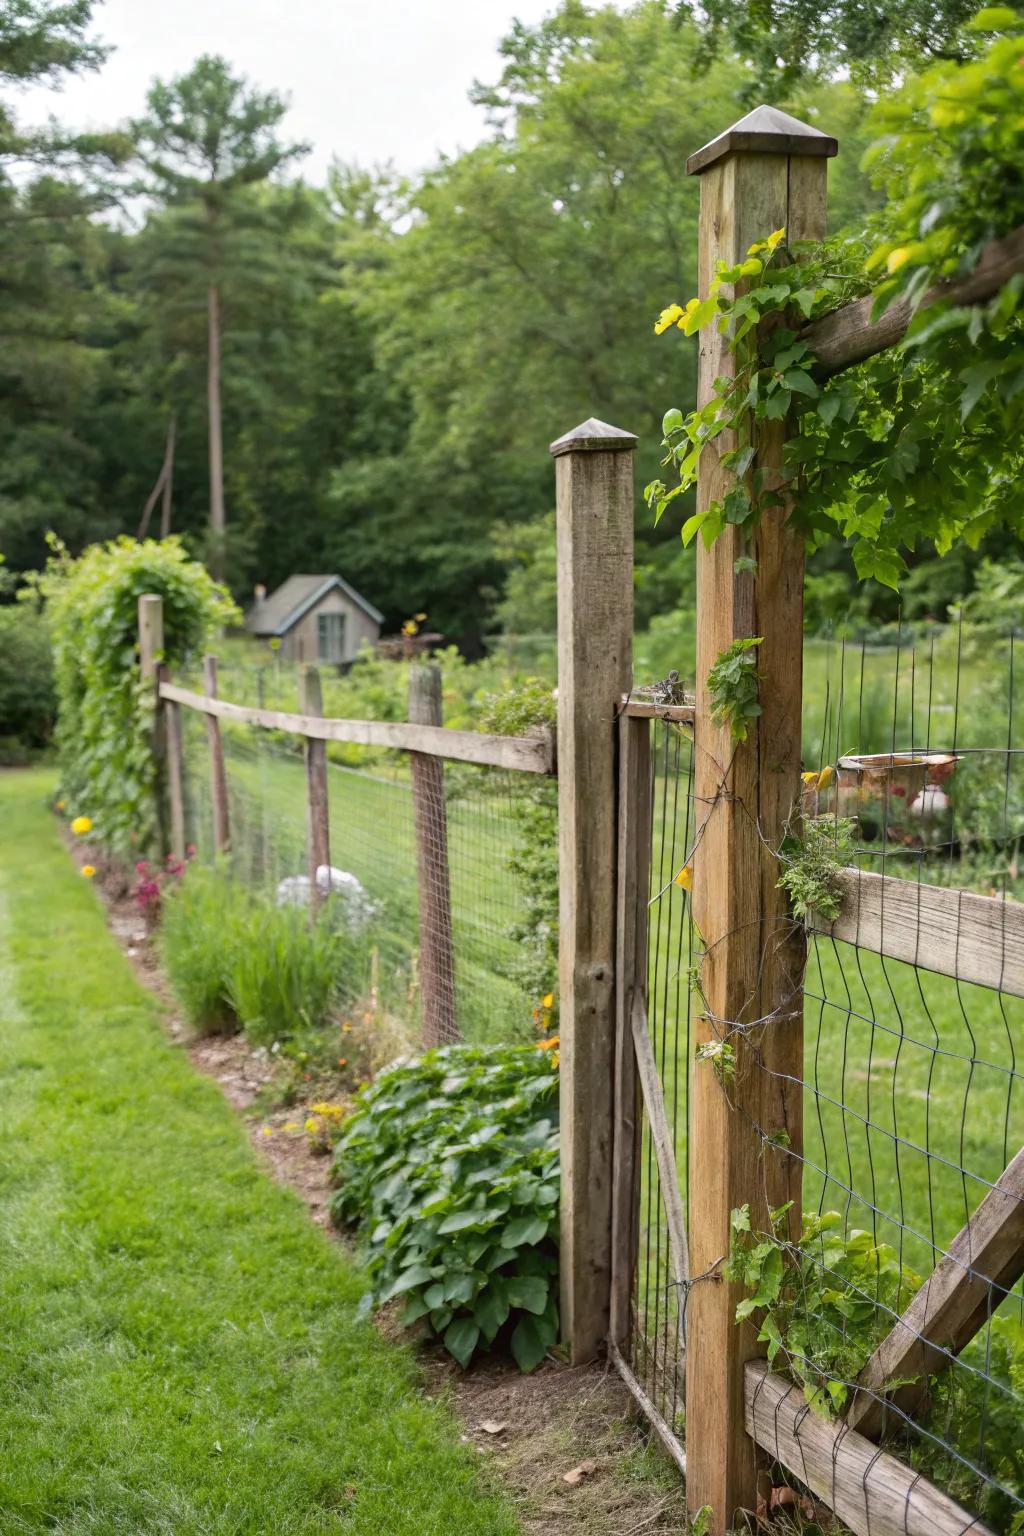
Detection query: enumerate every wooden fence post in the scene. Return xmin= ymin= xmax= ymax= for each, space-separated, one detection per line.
xmin=300 ymin=665 xmax=330 ymax=912
xmin=138 ymin=594 xmax=170 ymax=854
xmin=409 ymin=663 xmax=456 ymax=1047
xmin=685 ymin=108 xmax=836 ymax=1530
xmin=203 ymin=654 xmax=231 ymax=854
xmin=163 ymin=687 xmax=186 ymax=863
xmin=550 ymin=416 xmax=636 ymax=1364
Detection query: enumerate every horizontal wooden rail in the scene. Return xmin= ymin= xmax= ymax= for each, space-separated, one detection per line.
xmin=745 ymin=1362 xmax=993 ymax=1536
xmin=803 ymin=224 xmax=1024 ymax=379
xmin=810 ymin=868 xmax=1024 ymax=998
xmin=159 ymin=681 xmax=556 ymax=775
xmin=621 ymin=694 xmax=695 ymax=723
xmin=849 ymin=1143 xmax=1024 ymax=1439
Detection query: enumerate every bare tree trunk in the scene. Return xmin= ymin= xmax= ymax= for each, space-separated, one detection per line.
xmin=207 ymin=281 xmax=225 ymax=576
xmin=159 ymin=412 xmax=176 ymax=538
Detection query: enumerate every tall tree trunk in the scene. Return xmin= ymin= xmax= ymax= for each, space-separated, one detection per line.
xmin=159 ymin=413 xmax=176 ymax=539
xmin=207 ymin=280 xmax=225 ymax=576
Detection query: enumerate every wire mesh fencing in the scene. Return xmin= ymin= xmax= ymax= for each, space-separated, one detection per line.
xmin=618 ymin=624 xmax=1024 ymax=1531
xmin=178 ymin=691 xmax=557 ymax=1051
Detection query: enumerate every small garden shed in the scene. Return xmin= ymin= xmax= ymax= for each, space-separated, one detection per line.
xmin=245 ymin=575 xmax=383 ymax=665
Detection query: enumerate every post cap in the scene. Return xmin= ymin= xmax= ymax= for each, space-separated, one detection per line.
xmin=549 ymin=417 xmax=638 ymax=458
xmin=686 ymin=104 xmax=838 ymax=177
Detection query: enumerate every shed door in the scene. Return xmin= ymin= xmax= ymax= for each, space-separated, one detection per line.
xmin=318 ymin=612 xmax=346 ymax=663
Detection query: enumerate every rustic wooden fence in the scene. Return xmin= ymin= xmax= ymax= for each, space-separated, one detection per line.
xmin=138 ymin=597 xmax=555 ymax=1049
xmin=552 ymin=107 xmax=1024 ymax=1536
xmin=133 ymin=99 xmax=1024 ymax=1536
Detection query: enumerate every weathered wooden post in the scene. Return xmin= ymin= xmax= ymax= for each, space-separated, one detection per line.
xmin=203 ymin=654 xmax=231 ymax=854
xmin=138 ymin=593 xmax=174 ymax=856
xmin=164 ymin=688 xmax=186 ymax=863
xmin=300 ymin=664 xmax=330 ymax=913
xmin=409 ymin=663 xmax=456 ymax=1047
xmin=550 ymin=417 xmax=636 ymax=1363
xmin=685 ymin=107 xmax=835 ymax=1530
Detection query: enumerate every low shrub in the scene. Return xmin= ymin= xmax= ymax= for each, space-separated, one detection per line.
xmin=159 ymin=864 xmax=248 ymax=1033
xmin=160 ymin=864 xmax=362 ymax=1044
xmin=0 ymin=604 xmax=55 ymax=763
xmin=330 ymin=1041 xmax=560 ymax=1371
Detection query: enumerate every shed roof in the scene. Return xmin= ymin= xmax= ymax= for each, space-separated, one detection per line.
xmin=245 ymin=574 xmax=384 ymax=636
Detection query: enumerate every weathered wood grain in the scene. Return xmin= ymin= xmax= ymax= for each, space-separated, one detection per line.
xmin=811 ymin=868 xmax=1024 ymax=998
xmin=804 ymin=224 xmax=1024 ymax=379
xmin=408 ymin=664 xmax=456 ymax=1048
xmin=551 ymin=416 xmax=636 ymax=1364
xmin=746 ymin=1363 xmax=993 ymax=1536
xmin=686 ymin=137 xmax=823 ymax=1533
xmin=609 ymin=1341 xmax=687 ymax=1476
xmin=300 ymin=666 xmax=330 ymax=914
xmin=158 ymin=682 xmax=556 ymax=774
xmin=848 ymin=1144 xmax=1024 ymax=1438
xmin=202 ymin=655 xmax=230 ymax=854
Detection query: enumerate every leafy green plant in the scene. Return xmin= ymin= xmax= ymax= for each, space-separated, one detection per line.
xmin=778 ymin=815 xmax=856 ymax=922
xmin=0 ymin=601 xmax=54 ymax=764
xmin=648 ymin=10 xmax=1024 ymax=592
xmin=38 ymin=536 xmax=237 ymax=858
xmin=228 ymin=900 xmax=354 ymax=1048
xmin=726 ymin=1203 xmax=919 ymax=1417
xmin=159 ymin=863 xmax=248 ymax=1033
xmin=707 ymin=636 xmax=763 ymax=741
xmin=330 ymin=1042 xmax=560 ymax=1371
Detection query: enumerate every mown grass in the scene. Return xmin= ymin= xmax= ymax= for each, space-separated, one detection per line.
xmin=0 ymin=767 xmax=521 ymax=1536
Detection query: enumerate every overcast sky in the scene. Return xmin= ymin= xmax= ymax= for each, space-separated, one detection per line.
xmin=14 ymin=0 xmax=568 ymax=180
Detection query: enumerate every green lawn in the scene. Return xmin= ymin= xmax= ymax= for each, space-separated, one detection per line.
xmin=0 ymin=768 xmax=520 ymax=1536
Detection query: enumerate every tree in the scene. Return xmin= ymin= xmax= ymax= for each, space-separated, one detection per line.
xmin=133 ymin=56 xmax=308 ymax=574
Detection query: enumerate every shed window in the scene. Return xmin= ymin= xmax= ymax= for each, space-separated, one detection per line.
xmin=318 ymin=612 xmax=346 ymax=662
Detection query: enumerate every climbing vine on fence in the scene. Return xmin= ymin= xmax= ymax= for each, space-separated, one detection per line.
xmin=646 ymin=8 xmax=1024 ymax=591
xmin=39 ymin=536 xmax=237 ymax=858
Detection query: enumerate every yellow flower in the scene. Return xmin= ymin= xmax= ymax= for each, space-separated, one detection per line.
xmin=305 ymin=1118 xmax=318 ymax=1134
xmin=283 ymin=1121 xmax=301 ymax=1132
xmin=71 ymin=815 xmax=93 ymax=836
xmin=415 ymin=612 xmax=427 ymax=622
xmin=341 ymin=1021 xmax=352 ymax=1033
xmin=801 ymin=770 xmax=819 ymax=786
xmin=549 ymin=1051 xmax=559 ymax=1070
xmin=56 ymin=799 xmax=66 ymax=811
xmin=80 ymin=864 xmax=96 ymax=879
xmin=537 ymin=1035 xmax=560 ymax=1052
xmin=541 ymin=993 xmax=554 ymax=1010
xmin=817 ymin=764 xmax=836 ymax=791
xmin=260 ymin=1126 xmax=272 ymax=1137
xmin=674 ymin=863 xmax=693 ymax=891
xmin=654 ymin=302 xmax=685 ymax=335
xmin=887 ymin=246 xmax=912 ymax=274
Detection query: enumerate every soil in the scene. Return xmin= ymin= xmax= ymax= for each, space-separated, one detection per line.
xmin=66 ymin=829 xmax=690 ymax=1536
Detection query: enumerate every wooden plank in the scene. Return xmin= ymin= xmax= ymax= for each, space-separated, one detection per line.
xmin=408 ymin=664 xmax=457 ymax=1048
xmin=203 ymin=655 xmax=230 ymax=854
xmin=300 ymin=666 xmax=330 ymax=914
xmin=610 ymin=713 xmax=653 ymax=1351
xmin=745 ymin=1362 xmax=993 ymax=1536
xmin=138 ymin=595 xmax=169 ymax=853
xmin=848 ymin=1144 xmax=1024 ymax=1438
xmin=804 ymin=224 xmax=1024 ymax=380
xmin=157 ymin=682 xmax=555 ymax=775
xmin=685 ymin=124 xmax=824 ymax=1533
xmin=621 ymin=696 xmax=695 ymax=723
xmin=811 ymin=868 xmax=1024 ymax=999
xmin=631 ymin=992 xmax=690 ymax=1312
xmin=162 ymin=679 xmax=186 ymax=863
xmin=609 ymin=1341 xmax=686 ymax=1476
xmin=138 ymin=594 xmax=164 ymax=684
xmin=551 ymin=415 xmax=637 ymax=1364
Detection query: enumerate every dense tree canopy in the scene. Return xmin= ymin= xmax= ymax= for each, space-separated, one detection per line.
xmin=0 ymin=0 xmax=1019 ymax=646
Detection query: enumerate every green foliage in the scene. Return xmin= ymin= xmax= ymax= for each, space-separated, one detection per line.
xmin=706 ymin=636 xmax=762 ymax=741
xmin=726 ymin=1203 xmax=918 ymax=1416
xmin=778 ymin=815 xmax=856 ymax=922
xmin=40 ymin=536 xmax=237 ymax=856
xmin=650 ymin=11 xmax=1024 ymax=594
xmin=0 ymin=601 xmax=54 ymax=761
xmin=160 ymin=862 xmax=362 ymax=1047
xmin=331 ymin=1043 xmax=560 ymax=1371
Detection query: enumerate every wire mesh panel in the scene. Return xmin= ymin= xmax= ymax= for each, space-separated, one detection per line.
xmin=179 ymin=699 xmax=554 ymax=1048
xmin=623 ymin=716 xmax=695 ymax=1454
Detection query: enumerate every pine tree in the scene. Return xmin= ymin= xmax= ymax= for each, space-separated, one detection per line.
xmin=133 ymin=56 xmax=308 ymax=575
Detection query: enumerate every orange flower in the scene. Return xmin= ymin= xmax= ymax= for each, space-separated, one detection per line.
xmin=537 ymin=1035 xmax=560 ymax=1052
